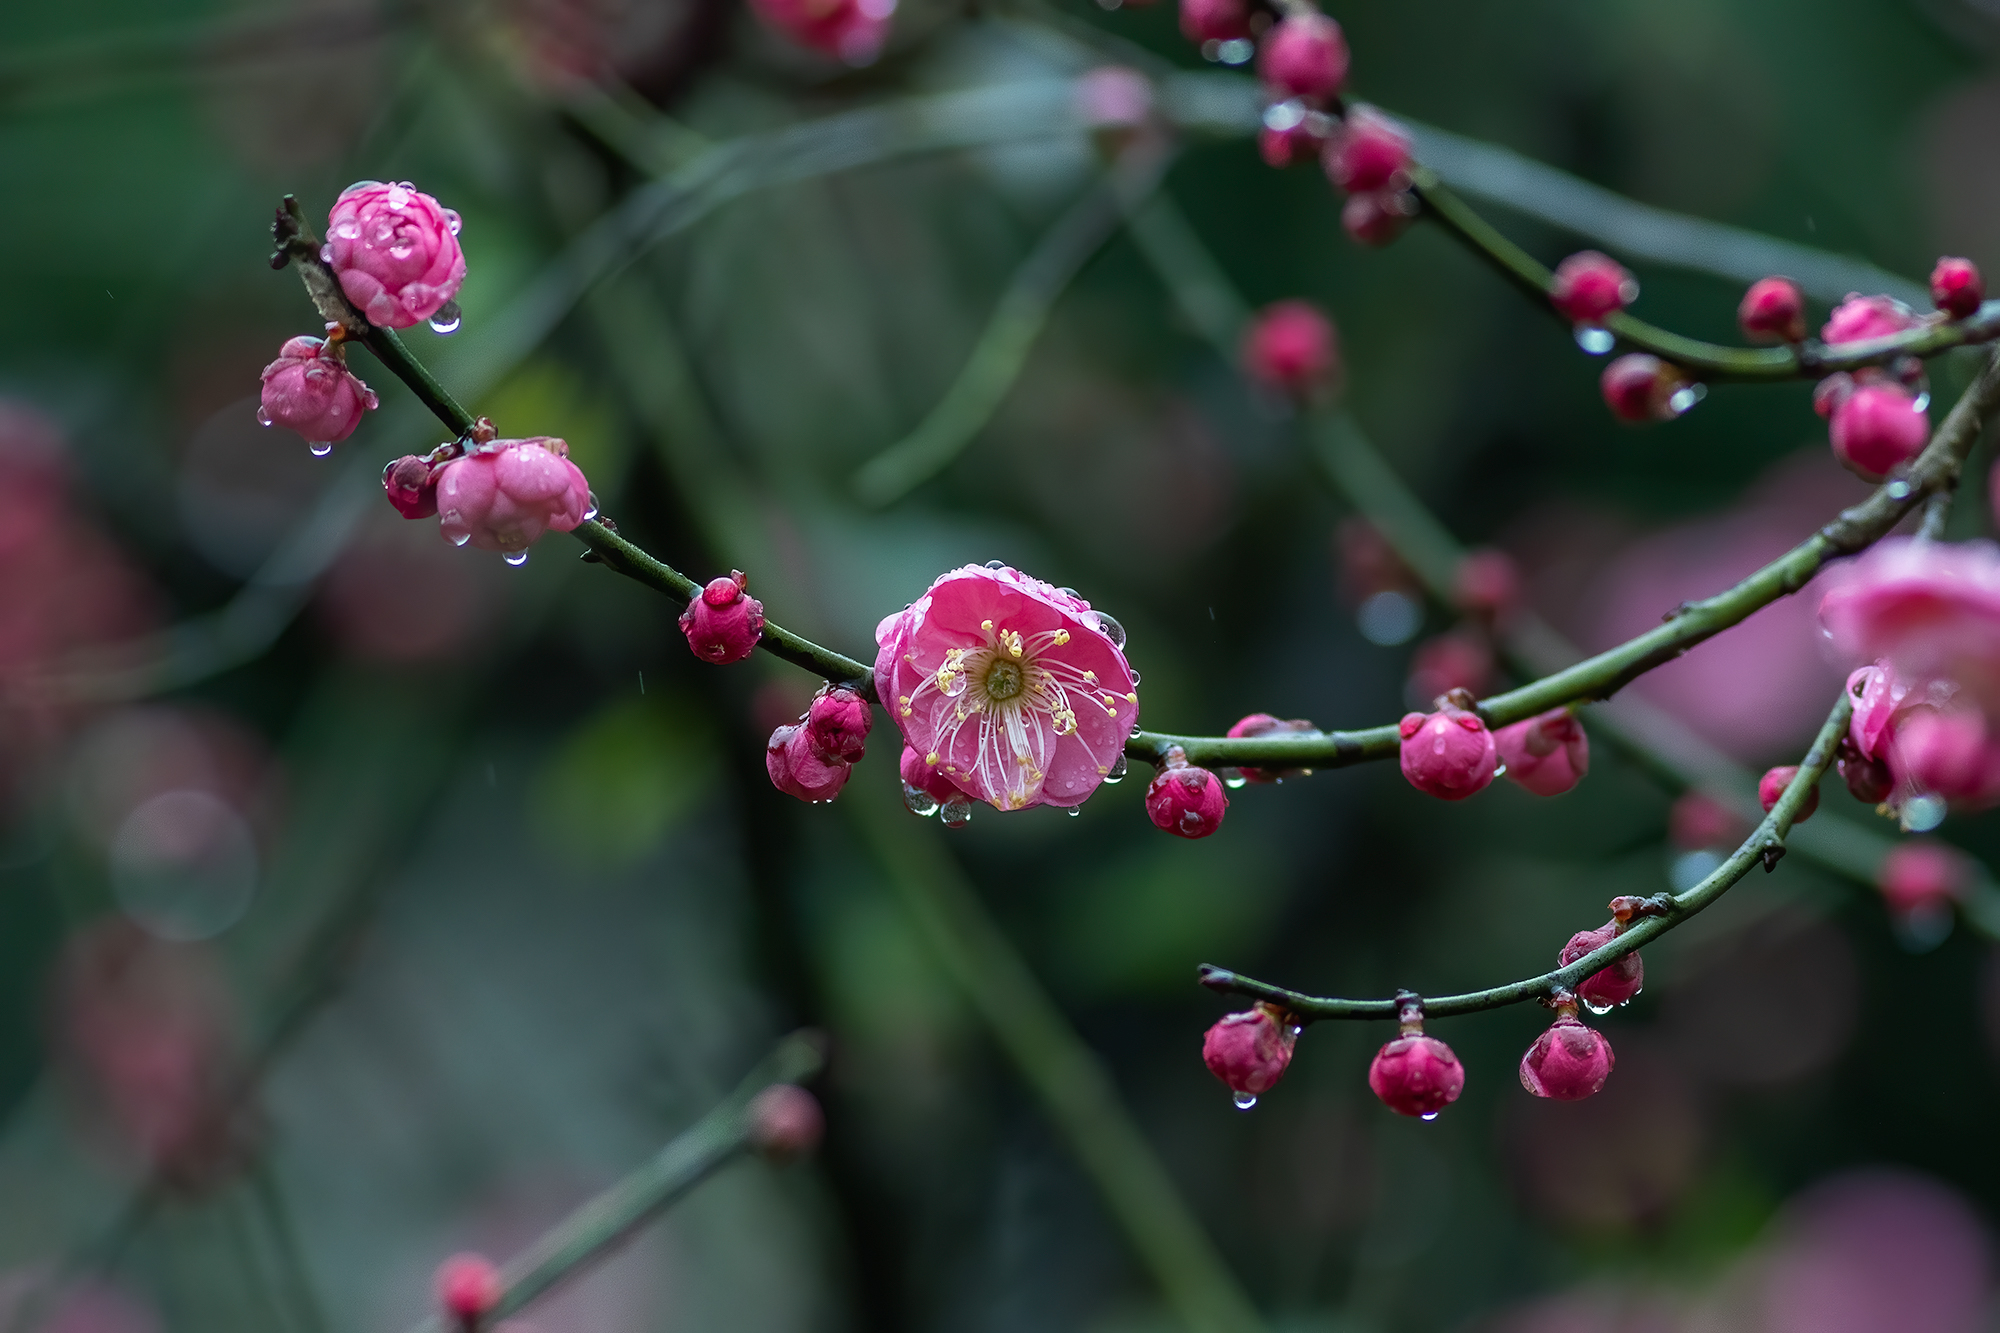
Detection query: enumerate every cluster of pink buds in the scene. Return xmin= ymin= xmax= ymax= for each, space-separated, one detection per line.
xmin=768 ymin=682 xmax=872 ymax=804
xmin=681 ymin=571 xmax=766 ymax=664
xmin=1145 ymin=745 xmax=1228 ymax=838
xmin=434 ymin=1253 xmax=503 ymax=1329
xmin=1804 ymin=281 xmax=1963 ymax=480
xmin=380 ymin=425 xmax=592 ymax=565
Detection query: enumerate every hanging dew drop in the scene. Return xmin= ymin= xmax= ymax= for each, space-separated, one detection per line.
xmin=1220 ymin=767 xmax=1246 ymax=789
xmin=256 ymin=407 xmax=273 ymax=427
xmin=1103 ymin=754 xmax=1128 ymax=784
xmin=1232 ymin=1092 xmax=1257 ymax=1110
xmin=1886 ymin=479 xmax=1912 ymax=500
xmin=1583 ymin=998 xmax=1613 ymax=1016
xmin=1066 ymin=806 xmax=1081 ymax=817
xmin=984 ymin=559 xmax=1006 ymax=570
xmin=504 ymin=550 xmax=529 ymax=567
xmin=308 ymin=441 xmax=333 ymax=457
xmin=1420 ymin=1112 xmax=1439 ymax=1122
xmin=1667 ymin=385 xmax=1703 ymax=416
xmin=940 ymin=795 xmax=973 ymax=829
xmin=1095 ymin=612 xmax=1127 ymax=647
xmin=1574 ymin=326 xmax=1615 ymax=355
xmin=902 ymin=782 xmax=940 ymax=817
xmin=428 ymin=301 xmax=462 ymax=335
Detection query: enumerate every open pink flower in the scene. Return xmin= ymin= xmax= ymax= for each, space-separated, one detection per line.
xmin=874 ymin=565 xmax=1137 ymax=811
xmin=1888 ymin=706 xmax=2000 ymax=808
xmin=1819 ymin=538 xmax=2000 ymax=712
xmin=433 ymin=437 xmax=590 ymax=557
xmin=324 ymin=181 xmax=466 ymax=330
xmin=257 ymin=336 xmax=377 ymax=445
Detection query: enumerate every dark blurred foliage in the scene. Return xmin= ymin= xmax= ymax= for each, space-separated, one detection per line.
xmin=2 ymin=0 xmax=2000 ymax=1330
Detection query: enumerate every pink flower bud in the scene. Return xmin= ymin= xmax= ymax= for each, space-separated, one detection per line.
xmin=1738 ymin=276 xmax=1807 ymax=344
xmin=257 ymin=336 xmax=378 ymax=446
xmin=1758 ymin=764 xmax=1820 ymax=822
xmin=435 ymin=1253 xmax=503 ymax=1324
xmin=1367 ymin=1034 xmax=1464 ymax=1118
xmin=1877 ymin=841 xmax=1969 ymax=916
xmin=1519 ymin=1014 xmax=1615 ymax=1100
xmin=1821 ymin=293 xmax=1919 ymax=346
xmin=750 ymin=0 xmax=893 ymax=63
xmin=766 ymin=723 xmax=851 ymax=803
xmin=1241 ymin=300 xmax=1340 ymax=399
xmin=1202 ymin=1003 xmax=1296 ymax=1102
xmin=1178 ymin=0 xmax=1248 ymax=44
xmin=434 ymin=438 xmax=590 ymax=558
xmin=1495 ymin=707 xmax=1589 ymax=797
xmin=680 ymin=571 xmax=766 ymax=664
xmin=325 ymin=181 xmax=466 ymax=330
xmin=1451 ymin=548 xmax=1520 ymax=620
xmin=1830 ymin=382 xmax=1929 ymax=482
xmin=1322 ymin=105 xmax=1410 ymax=193
xmin=1407 ymin=629 xmax=1492 ymax=706
xmin=1397 ymin=704 xmax=1497 ymax=801
xmin=1813 ymin=372 xmax=1854 ymax=420
xmin=1341 ymin=189 xmax=1414 ymax=247
xmin=747 ymin=1083 xmax=824 ymax=1160
xmin=1848 ymin=662 xmax=1909 ymax=762
xmin=805 ymin=683 xmax=871 ymax=762
xmin=382 ymin=454 xmax=438 ymax=519
xmin=1559 ymin=923 xmax=1642 ymax=1011
xmin=1225 ymin=712 xmax=1318 ymax=784
xmin=1146 ymin=757 xmax=1228 ymax=838
xmin=1258 ymin=13 xmax=1348 ymax=103
xmin=1599 ymin=353 xmax=1688 ymax=423
xmin=1670 ymin=790 xmax=1742 ymax=850
xmin=1890 ymin=708 xmax=2000 ymax=806
xmin=1258 ymin=117 xmax=1325 ymax=168
xmin=1550 ymin=251 xmax=1637 ymax=326
xmin=1931 ymin=257 xmax=1984 ymax=319
xmin=1837 ymin=737 xmax=1895 ymax=805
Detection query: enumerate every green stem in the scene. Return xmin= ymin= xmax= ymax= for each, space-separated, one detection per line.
xmin=1201 ymin=692 xmax=1852 ymax=1020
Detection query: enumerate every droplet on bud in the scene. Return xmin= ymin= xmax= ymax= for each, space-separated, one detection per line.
xmin=503 ymin=549 xmax=529 ymax=567
xmin=428 ymin=301 xmax=462 ymax=335
xmin=940 ymin=795 xmax=973 ymax=828
xmin=1574 ymin=326 xmax=1615 ymax=355
xmin=1219 ymin=767 xmax=1246 ymax=789
xmin=256 ymin=407 xmax=274 ymax=427
xmin=1095 ymin=611 xmax=1127 ymax=647
xmin=902 ymin=782 xmax=940 ymax=817
xmin=1232 ymin=1091 xmax=1258 ymax=1110
xmin=308 ymin=440 xmax=333 ymax=457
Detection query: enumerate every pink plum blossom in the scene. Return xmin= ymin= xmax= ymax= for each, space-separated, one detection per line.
xmin=874 ymin=564 xmax=1138 ymax=812
xmin=324 ymin=181 xmax=466 ymax=330
xmin=434 ymin=1254 xmax=502 ymax=1323
xmin=1829 ymin=381 xmax=1928 ymax=480
xmin=804 ymin=682 xmax=871 ymax=762
xmin=749 ymin=0 xmax=895 ymax=64
xmin=766 ymin=723 xmax=851 ymax=803
xmin=1241 ymin=300 xmax=1340 ymax=399
xmin=1821 ymin=293 xmax=1919 ymax=345
xmin=1876 ymin=841 xmax=1969 ymax=917
xmin=382 ymin=454 xmax=438 ymax=519
xmin=1368 ymin=1034 xmax=1464 ymax=1117
xmin=1819 ymin=537 xmax=2000 ymax=712
xmin=1397 ymin=703 xmax=1496 ymax=800
xmin=1179 ymin=0 xmax=1248 ymax=42
xmin=747 ymin=1084 xmax=824 ymax=1160
xmin=257 ymin=336 xmax=377 ymax=446
xmin=1258 ymin=13 xmax=1348 ymax=102
xmin=1202 ymin=1004 xmax=1296 ymax=1099
xmin=1495 ymin=707 xmax=1589 ymax=797
xmin=1519 ymin=1014 xmax=1615 ymax=1100
xmin=432 ymin=437 xmax=590 ymax=558
xmin=1322 ymin=105 xmax=1410 ymax=192
xmin=900 ymin=744 xmax=965 ymax=808
xmin=1888 ymin=706 xmax=2000 ymax=808
xmin=1759 ymin=764 xmax=1820 ymax=822
xmin=680 ymin=571 xmax=766 ymax=664
xmin=1931 ymin=257 xmax=1984 ymax=319
xmin=1847 ymin=662 xmax=1910 ymax=761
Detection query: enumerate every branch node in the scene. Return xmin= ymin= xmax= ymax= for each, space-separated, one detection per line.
xmin=1760 ymin=840 xmax=1786 ymax=873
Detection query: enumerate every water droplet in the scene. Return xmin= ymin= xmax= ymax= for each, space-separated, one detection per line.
xmin=428 ymin=301 xmax=462 ymax=335
xmin=1095 ymin=612 xmax=1127 ymax=647
xmin=333 ymin=221 xmax=361 ymax=240
xmin=1887 ymin=479 xmax=1913 ymax=500
xmin=1574 ymin=326 xmax=1615 ymax=355
xmin=318 ymin=244 xmax=333 ymax=264
xmin=940 ymin=795 xmax=973 ymax=829
xmin=256 ymin=407 xmax=273 ymax=427
xmin=1129 ymin=670 xmax=1142 ymax=685
xmin=1902 ymin=793 xmax=1947 ymax=832
xmin=1262 ymin=99 xmax=1307 ymax=133
xmin=1216 ymin=37 xmax=1254 ymax=64
xmin=902 ymin=782 xmax=940 ymax=817
xmin=1232 ymin=1092 xmax=1257 ymax=1110
xmin=1492 ymin=763 xmax=1508 ymax=779
xmin=504 ymin=550 xmax=529 ymax=567
xmin=1668 ymin=384 xmax=1707 ymax=416
xmin=1220 ymin=767 xmax=1246 ymax=789
xmin=1103 ymin=754 xmax=1128 ymax=784
xmin=1356 ymin=590 xmax=1421 ymax=646
xmin=1058 ymin=587 xmax=1080 ymax=599
xmin=1178 ymin=810 xmax=1205 ymax=834
xmin=1420 ymin=1112 xmax=1439 ymax=1122
xmin=445 ymin=209 xmax=463 ymax=236
xmin=1066 ymin=806 xmax=1081 ymax=818
xmin=308 ymin=440 xmax=332 ymax=457
xmin=1913 ymin=392 xmax=1931 ymax=413
xmin=389 ymin=243 xmax=415 ymax=261
xmin=583 ymin=491 xmax=601 ymax=522
xmin=450 ymin=531 xmax=470 ymax=547
xmin=1582 ymin=998 xmax=1613 ymax=1016
xmin=984 ymin=559 xmax=1007 ymax=570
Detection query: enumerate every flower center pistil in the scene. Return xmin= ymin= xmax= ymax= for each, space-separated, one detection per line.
xmin=983 ymin=659 xmax=1025 ymax=701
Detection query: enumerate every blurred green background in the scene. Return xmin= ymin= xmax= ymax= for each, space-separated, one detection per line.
xmin=2 ymin=0 xmax=1999 ymax=1330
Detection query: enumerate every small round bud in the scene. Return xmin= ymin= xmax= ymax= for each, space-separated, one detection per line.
xmin=1812 ymin=372 xmax=1854 ymax=420
xmin=1822 ymin=293 xmax=1919 ymax=346
xmin=1519 ymin=1014 xmax=1615 ymax=1101
xmin=1559 ymin=923 xmax=1642 ymax=1011
xmin=1146 ymin=758 xmax=1228 ymax=838
xmin=1397 ymin=704 xmax=1497 ymax=801
xmin=1877 ymin=841 xmax=1969 ymax=916
xmin=1322 ymin=105 xmax=1411 ymax=193
xmin=680 ymin=571 xmax=766 ymax=664
xmin=1737 ymin=276 xmax=1806 ymax=344
xmin=805 ymin=683 xmax=872 ymax=762
xmin=1451 ymin=549 xmax=1520 ymax=620
xmin=434 ymin=437 xmax=591 ymax=557
xmin=326 ymin=181 xmax=467 ymax=330
xmin=435 ymin=1253 xmax=503 ymax=1325
xmin=1257 ymin=13 xmax=1348 ymax=103
xmin=1202 ymin=1003 xmax=1296 ymax=1101
xmin=1341 ymin=189 xmax=1414 ymax=247
xmin=747 ymin=1083 xmax=824 ymax=1160
xmin=1406 ymin=629 xmax=1492 ymax=707
xmin=1178 ymin=0 xmax=1248 ymax=44
xmin=1550 ymin=251 xmax=1637 ymax=326
xmin=1240 ymin=300 xmax=1340 ymax=399
xmin=1930 ymin=257 xmax=1984 ymax=319
xmin=1670 ymin=790 xmax=1742 ymax=850
xmin=1368 ymin=1034 xmax=1464 ymax=1118
xmin=1599 ymin=354 xmax=1689 ymax=423
xmin=258 ymin=336 xmax=379 ymax=446
xmin=766 ymin=724 xmax=851 ymax=803
xmin=1758 ymin=764 xmax=1819 ymax=823
xmin=1836 ymin=737 xmax=1894 ymax=805
xmin=749 ymin=0 xmax=892 ymax=64
xmin=1494 ymin=707 xmax=1589 ymax=797
xmin=1225 ymin=712 xmax=1318 ymax=784
xmin=382 ymin=454 xmax=438 ymax=519
xmin=1830 ymin=382 xmax=1929 ymax=482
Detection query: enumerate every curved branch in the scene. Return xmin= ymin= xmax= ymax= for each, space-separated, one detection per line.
xmin=1198 ymin=690 xmax=1852 ymax=1021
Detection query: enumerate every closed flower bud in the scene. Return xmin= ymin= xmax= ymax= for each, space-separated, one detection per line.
xmin=1930 ymin=257 xmax=1984 ymax=319
xmin=434 ymin=437 xmax=591 ymax=558
xmin=1323 ymin=105 xmax=1411 ymax=193
xmin=1241 ymin=300 xmax=1340 ymax=399
xmin=1550 ymin=251 xmax=1637 ymax=326
xmin=1822 ymin=293 xmax=1919 ymax=345
xmin=325 ymin=181 xmax=466 ymax=331
xmin=1494 ymin=708 xmax=1589 ymax=797
xmin=1599 ymin=353 xmax=1689 ymax=423
xmin=1813 ymin=372 xmax=1854 ymax=420
xmin=1146 ymin=753 xmax=1228 ymax=838
xmin=435 ymin=1253 xmax=503 ymax=1325
xmin=1202 ymin=1003 xmax=1297 ymax=1103
xmin=1877 ymin=841 xmax=1969 ymax=916
xmin=1178 ymin=0 xmax=1248 ymax=44
xmin=1559 ymin=923 xmax=1642 ymax=1012
xmin=382 ymin=454 xmax=438 ymax=519
xmin=1830 ymin=382 xmax=1929 ymax=481
xmin=1368 ymin=1000 xmax=1464 ymax=1118
xmin=1758 ymin=764 xmax=1819 ymax=822
xmin=1407 ymin=629 xmax=1492 ymax=708
xmin=1341 ymin=189 xmax=1414 ymax=247
xmin=900 ymin=744 xmax=964 ymax=810
xmin=766 ymin=724 xmax=851 ymax=803
xmin=1398 ymin=702 xmax=1497 ymax=801
xmin=1737 ymin=276 xmax=1806 ymax=344
xmin=680 ymin=571 xmax=766 ymax=664
xmin=1836 ymin=737 xmax=1895 ymax=805
xmin=805 ymin=683 xmax=871 ymax=762
xmin=1451 ymin=548 xmax=1520 ymax=620
xmin=258 ymin=336 xmax=378 ymax=447
xmin=1258 ymin=13 xmax=1348 ymax=103
xmin=1519 ymin=1013 xmax=1615 ymax=1100
xmin=747 ymin=1083 xmax=825 ymax=1160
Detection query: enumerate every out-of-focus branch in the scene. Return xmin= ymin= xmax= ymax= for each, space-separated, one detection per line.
xmin=1200 ymin=692 xmax=1852 ymax=1020
xmin=402 ymin=1033 xmax=826 ymax=1333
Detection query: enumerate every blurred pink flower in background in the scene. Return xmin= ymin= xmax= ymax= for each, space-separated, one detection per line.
xmin=317 ymin=510 xmax=504 ymax=663
xmin=0 ymin=1276 xmax=161 ymax=1333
